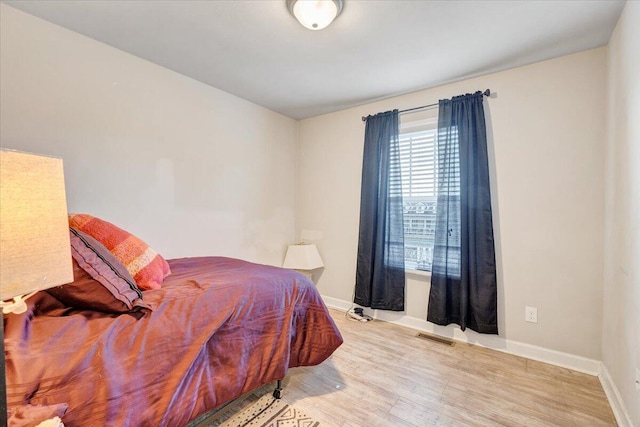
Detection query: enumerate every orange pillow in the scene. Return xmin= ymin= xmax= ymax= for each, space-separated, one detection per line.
xmin=68 ymin=213 xmax=171 ymax=290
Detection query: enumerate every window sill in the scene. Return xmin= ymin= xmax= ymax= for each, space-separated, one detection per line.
xmin=406 ymin=269 xmax=431 ymax=280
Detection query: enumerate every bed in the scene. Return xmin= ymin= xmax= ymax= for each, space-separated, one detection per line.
xmin=4 ymin=254 xmax=343 ymax=426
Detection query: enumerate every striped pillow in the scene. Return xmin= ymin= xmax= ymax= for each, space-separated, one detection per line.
xmin=68 ymin=213 xmax=171 ymax=290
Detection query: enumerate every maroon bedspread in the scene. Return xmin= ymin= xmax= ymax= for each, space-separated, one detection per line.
xmin=4 ymin=257 xmax=343 ymax=426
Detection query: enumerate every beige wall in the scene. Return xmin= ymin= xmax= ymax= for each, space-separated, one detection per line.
xmin=603 ymin=1 xmax=640 ymax=424
xmin=0 ymin=4 xmax=298 ymax=265
xmin=298 ymin=48 xmax=607 ymax=360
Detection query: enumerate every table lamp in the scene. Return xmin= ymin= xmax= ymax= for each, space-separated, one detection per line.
xmin=1 ymin=149 xmax=74 ymax=425
xmin=283 ymin=243 xmax=324 ymax=279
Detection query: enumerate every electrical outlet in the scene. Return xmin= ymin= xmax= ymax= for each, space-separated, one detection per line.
xmin=525 ymin=306 xmax=538 ymax=323
xmin=636 ymin=368 xmax=640 ymax=391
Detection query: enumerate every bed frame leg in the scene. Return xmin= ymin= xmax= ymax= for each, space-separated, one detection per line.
xmin=273 ymin=379 xmax=283 ymax=399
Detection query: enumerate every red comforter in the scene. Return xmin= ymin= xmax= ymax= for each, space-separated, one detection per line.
xmin=4 ymin=257 xmax=343 ymax=426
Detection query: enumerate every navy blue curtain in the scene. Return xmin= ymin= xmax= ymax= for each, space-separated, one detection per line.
xmin=354 ymin=110 xmax=405 ymax=311
xmin=427 ymin=92 xmax=498 ymax=334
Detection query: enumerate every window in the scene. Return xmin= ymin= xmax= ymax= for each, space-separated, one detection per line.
xmin=398 ymin=119 xmax=438 ymax=272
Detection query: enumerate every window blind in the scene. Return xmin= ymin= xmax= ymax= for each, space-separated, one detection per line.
xmin=397 ymin=128 xmax=438 ymax=271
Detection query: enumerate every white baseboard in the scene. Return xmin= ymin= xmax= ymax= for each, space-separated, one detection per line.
xmin=599 ymin=365 xmax=634 ymax=427
xmin=322 ymin=295 xmax=354 ymax=312
xmin=321 ymin=295 xmax=601 ymax=376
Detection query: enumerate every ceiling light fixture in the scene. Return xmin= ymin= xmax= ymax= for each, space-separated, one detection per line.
xmin=287 ymin=0 xmax=344 ymax=31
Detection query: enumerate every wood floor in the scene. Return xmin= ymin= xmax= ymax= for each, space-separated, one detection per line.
xmin=277 ymin=309 xmax=617 ymax=427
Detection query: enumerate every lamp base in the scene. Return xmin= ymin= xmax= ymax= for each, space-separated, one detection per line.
xmin=1 ymin=316 xmax=6 ymax=427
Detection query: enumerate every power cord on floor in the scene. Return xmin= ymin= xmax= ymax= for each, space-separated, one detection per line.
xmin=344 ymin=286 xmax=373 ymax=322
xmin=346 ymin=307 xmax=373 ymax=322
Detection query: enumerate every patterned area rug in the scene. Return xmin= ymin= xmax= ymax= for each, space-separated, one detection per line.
xmin=190 ymin=390 xmax=320 ymax=427
xmin=219 ymin=394 xmax=319 ymax=427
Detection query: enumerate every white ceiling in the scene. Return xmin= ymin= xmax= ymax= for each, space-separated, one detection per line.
xmin=3 ymin=0 xmax=626 ymax=120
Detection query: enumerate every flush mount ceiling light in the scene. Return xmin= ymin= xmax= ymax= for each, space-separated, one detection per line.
xmin=287 ymin=0 xmax=344 ymax=31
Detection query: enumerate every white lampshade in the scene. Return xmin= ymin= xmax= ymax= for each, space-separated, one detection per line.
xmin=1 ymin=149 xmax=73 ymax=312
xmin=283 ymin=243 xmax=324 ymax=270
xmin=287 ymin=0 xmax=344 ymax=31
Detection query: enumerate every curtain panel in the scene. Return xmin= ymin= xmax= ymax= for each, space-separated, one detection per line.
xmin=427 ymin=92 xmax=498 ymax=334
xmin=354 ymin=110 xmax=406 ymax=311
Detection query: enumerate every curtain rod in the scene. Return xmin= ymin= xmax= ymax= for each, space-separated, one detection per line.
xmin=361 ymin=89 xmax=491 ymax=122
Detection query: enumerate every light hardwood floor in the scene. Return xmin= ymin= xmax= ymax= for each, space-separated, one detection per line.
xmin=278 ymin=309 xmax=617 ymax=427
